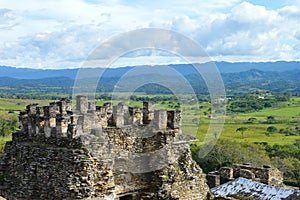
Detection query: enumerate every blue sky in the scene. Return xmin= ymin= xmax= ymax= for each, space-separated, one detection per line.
xmin=247 ymin=0 xmax=288 ymax=9
xmin=0 ymin=0 xmax=300 ymax=68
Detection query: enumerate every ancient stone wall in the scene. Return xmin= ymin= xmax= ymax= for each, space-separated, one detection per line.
xmin=0 ymin=97 xmax=210 ymax=199
xmin=0 ymin=135 xmax=115 ymax=199
xmin=207 ymin=163 xmax=283 ymax=188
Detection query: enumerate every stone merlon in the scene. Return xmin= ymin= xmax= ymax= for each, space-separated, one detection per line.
xmin=18 ymin=96 xmax=184 ymax=139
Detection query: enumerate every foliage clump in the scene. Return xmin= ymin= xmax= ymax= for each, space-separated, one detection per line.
xmin=191 ymin=140 xmax=271 ymax=173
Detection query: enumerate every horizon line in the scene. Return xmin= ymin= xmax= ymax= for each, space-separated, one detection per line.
xmin=1 ymin=60 xmax=300 ymax=70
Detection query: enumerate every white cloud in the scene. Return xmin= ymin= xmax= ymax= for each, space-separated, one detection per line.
xmin=278 ymin=5 xmax=300 ymax=17
xmin=196 ymin=1 xmax=300 ymax=61
xmin=0 ymin=24 xmax=114 ymax=68
xmin=0 ymin=0 xmax=300 ymax=68
xmin=0 ymin=9 xmax=15 ymax=29
xmin=171 ymin=15 xmax=198 ymax=35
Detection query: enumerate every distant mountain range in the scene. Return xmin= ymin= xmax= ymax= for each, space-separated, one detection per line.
xmin=0 ymin=61 xmax=299 ymax=79
xmin=0 ymin=65 xmax=131 ymax=79
xmin=0 ymin=61 xmax=299 ymax=96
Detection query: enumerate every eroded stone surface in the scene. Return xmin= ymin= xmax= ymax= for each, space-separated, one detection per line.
xmin=0 ymin=97 xmax=210 ymax=199
xmin=207 ymin=163 xmax=284 ymax=189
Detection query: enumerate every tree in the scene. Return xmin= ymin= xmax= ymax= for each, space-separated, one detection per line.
xmin=267 ymin=115 xmax=275 ymax=124
xmin=272 ymin=157 xmax=300 ymax=187
xmin=0 ymin=118 xmax=10 ymax=137
xmin=0 ymin=116 xmax=18 ymax=137
xmin=295 ymin=139 xmax=300 ymax=148
xmin=191 ymin=139 xmax=271 ymax=173
xmin=266 ymin=126 xmax=277 ymax=136
xmin=236 ymin=127 xmax=248 ymax=139
xmin=267 ymin=126 xmax=277 ymax=133
xmin=246 ymin=117 xmax=257 ymax=124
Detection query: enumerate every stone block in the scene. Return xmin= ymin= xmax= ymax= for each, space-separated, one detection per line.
xmin=116 ymin=103 xmax=131 ymax=127
xmin=19 ymin=111 xmax=29 ymax=134
xmin=44 ymin=119 xmax=51 ymax=138
xmin=76 ymin=95 xmax=88 ymax=113
xmin=143 ymin=102 xmax=154 ymax=124
xmin=219 ymin=167 xmax=233 ymax=179
xmin=26 ymin=104 xmax=38 ymax=115
xmin=56 ymin=114 xmax=69 ymax=137
xmin=130 ymin=107 xmax=143 ymax=125
xmin=154 ymin=110 xmax=167 ymax=130
xmin=167 ymin=110 xmax=181 ymax=129
xmin=207 ymin=174 xmax=220 ymax=188
xmin=57 ymin=99 xmax=71 ymax=115
xmin=240 ymin=169 xmax=255 ymax=180
xmin=88 ymin=102 xmax=96 ymax=111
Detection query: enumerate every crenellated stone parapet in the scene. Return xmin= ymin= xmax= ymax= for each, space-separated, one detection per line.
xmin=18 ymin=96 xmax=183 ymax=140
xmin=19 ymin=99 xmax=72 ymax=138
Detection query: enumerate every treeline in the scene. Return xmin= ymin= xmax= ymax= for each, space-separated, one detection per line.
xmin=227 ymin=92 xmax=291 ymax=113
xmin=0 ymin=92 xmax=72 ymax=100
xmin=96 ymin=93 xmax=178 ymax=102
xmin=191 ymin=139 xmax=300 ymax=187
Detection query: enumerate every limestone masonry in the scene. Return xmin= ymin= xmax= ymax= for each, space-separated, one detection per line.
xmin=0 ymin=96 xmax=210 ymax=199
xmin=207 ymin=163 xmax=284 ymax=188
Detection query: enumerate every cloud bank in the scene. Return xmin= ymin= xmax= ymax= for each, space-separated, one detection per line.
xmin=0 ymin=0 xmax=299 ymax=68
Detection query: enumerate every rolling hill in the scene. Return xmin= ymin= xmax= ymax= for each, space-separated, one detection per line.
xmin=0 ymin=61 xmax=299 ymax=79
xmin=0 ymin=62 xmax=300 ymax=96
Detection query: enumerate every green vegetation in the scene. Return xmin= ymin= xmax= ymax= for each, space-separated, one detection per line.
xmin=267 ymin=139 xmax=300 ymax=186
xmin=0 ymin=98 xmax=49 ymax=111
xmin=189 ymin=93 xmax=300 ymax=187
xmin=191 ymin=140 xmax=271 ymax=173
xmin=0 ymin=92 xmax=299 ymax=186
xmin=0 ymin=116 xmax=17 ymax=137
xmin=236 ymin=127 xmax=248 ymax=139
xmin=0 ymin=111 xmax=17 ymax=152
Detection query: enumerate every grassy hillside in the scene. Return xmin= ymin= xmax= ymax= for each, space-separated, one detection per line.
xmin=0 ymin=98 xmax=49 ymax=111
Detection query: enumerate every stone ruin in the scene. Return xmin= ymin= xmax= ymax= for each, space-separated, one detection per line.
xmin=0 ymin=96 xmax=210 ymax=199
xmin=206 ymin=163 xmax=284 ymax=188
xmin=208 ymin=164 xmax=300 ymax=199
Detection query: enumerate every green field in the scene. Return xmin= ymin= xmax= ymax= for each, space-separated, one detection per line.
xmin=178 ymin=96 xmax=300 ymax=146
xmin=239 ymin=100 xmax=300 ymax=119
xmin=0 ymin=98 xmax=49 ymax=111
xmin=1 ymin=96 xmax=300 ymax=146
